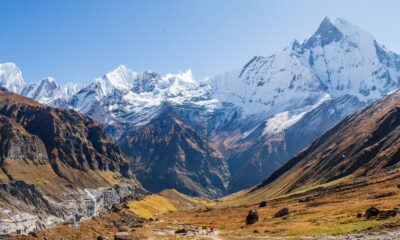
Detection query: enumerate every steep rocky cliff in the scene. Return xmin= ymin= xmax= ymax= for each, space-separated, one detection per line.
xmin=119 ymin=112 xmax=230 ymax=198
xmin=0 ymin=88 xmax=142 ymax=236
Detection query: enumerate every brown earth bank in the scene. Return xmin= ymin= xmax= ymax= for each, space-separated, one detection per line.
xmin=8 ymin=168 xmax=400 ymax=239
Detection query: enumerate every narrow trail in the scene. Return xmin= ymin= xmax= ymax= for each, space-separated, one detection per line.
xmin=149 ymin=229 xmax=400 ymax=239
xmin=207 ymin=231 xmax=223 ymax=240
xmin=225 ymin=230 xmax=400 ymax=239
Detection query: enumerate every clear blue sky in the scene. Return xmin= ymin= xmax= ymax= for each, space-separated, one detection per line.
xmin=1 ymin=0 xmax=400 ymax=85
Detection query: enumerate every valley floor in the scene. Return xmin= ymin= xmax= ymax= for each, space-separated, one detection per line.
xmin=7 ymin=169 xmax=400 ymax=240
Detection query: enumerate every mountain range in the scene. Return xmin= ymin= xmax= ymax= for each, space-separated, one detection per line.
xmin=2 ymin=17 xmax=400 ymax=197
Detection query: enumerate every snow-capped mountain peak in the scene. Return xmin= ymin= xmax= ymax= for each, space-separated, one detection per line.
xmin=96 ymin=65 xmax=138 ymax=94
xmin=305 ymin=17 xmax=343 ymax=48
xmin=209 ymin=17 xmax=400 ymax=120
xmin=0 ymin=62 xmax=25 ymax=92
xmin=334 ymin=18 xmax=373 ymax=38
xmin=293 ymin=17 xmax=400 ymax=102
xmin=163 ymin=69 xmax=199 ymax=93
xmin=134 ymin=70 xmax=161 ymax=92
xmin=22 ymin=77 xmax=59 ymax=99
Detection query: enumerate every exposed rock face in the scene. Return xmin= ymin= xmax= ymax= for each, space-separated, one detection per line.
xmin=250 ymin=89 xmax=400 ymax=198
xmin=0 ymin=181 xmax=63 ymax=216
xmin=0 ymin=115 xmax=48 ymax=164
xmin=0 ymin=180 xmax=65 ymax=234
xmin=0 ymin=182 xmax=140 ymax=236
xmin=119 ymin=112 xmax=230 ymax=198
xmin=0 ymin=101 xmax=131 ymax=180
xmin=225 ymin=130 xmax=289 ymax=194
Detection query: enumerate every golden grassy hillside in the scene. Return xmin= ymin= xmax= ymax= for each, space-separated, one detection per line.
xmin=127 ymin=189 xmax=210 ymax=218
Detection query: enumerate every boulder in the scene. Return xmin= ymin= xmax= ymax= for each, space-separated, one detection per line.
xmin=365 ymin=207 xmax=379 ymax=218
xmin=203 ymin=207 xmax=214 ymax=212
xmin=274 ymin=208 xmax=289 ymax=218
xmin=299 ymin=196 xmax=315 ymax=202
xmin=111 ymin=203 xmax=123 ymax=212
xmin=97 ymin=237 xmax=110 ymax=240
xmin=28 ymin=232 xmax=38 ymax=238
xmin=246 ymin=208 xmax=258 ymax=225
xmin=378 ymin=210 xmax=397 ymax=219
xmin=114 ymin=232 xmax=132 ymax=240
xmin=259 ymin=201 xmax=267 ymax=208
xmin=175 ymin=229 xmax=188 ymax=234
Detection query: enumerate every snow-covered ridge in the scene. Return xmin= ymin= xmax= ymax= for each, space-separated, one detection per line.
xmin=1 ymin=17 xmax=400 ymax=137
xmin=0 ymin=63 xmax=216 ymax=126
xmin=0 ymin=62 xmax=83 ymax=104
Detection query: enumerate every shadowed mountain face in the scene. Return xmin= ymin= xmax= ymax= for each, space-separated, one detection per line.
xmin=118 ymin=112 xmax=230 ymax=198
xmin=250 ymin=89 xmax=400 ymax=198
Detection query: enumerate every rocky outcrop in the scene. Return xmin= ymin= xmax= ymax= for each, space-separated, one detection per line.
xmin=0 ymin=182 xmax=141 ymax=236
xmin=0 ymin=180 xmax=65 ymax=234
xmin=0 ymin=115 xmax=48 ymax=164
xmin=119 ymin=112 xmax=230 ymax=198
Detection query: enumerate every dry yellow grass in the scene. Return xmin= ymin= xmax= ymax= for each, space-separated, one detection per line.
xmin=127 ymin=189 xmax=209 ymax=218
xmin=2 ymin=160 xmax=139 ymax=195
xmin=128 ymin=194 xmax=179 ymax=218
